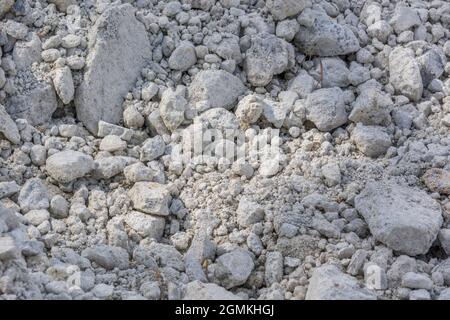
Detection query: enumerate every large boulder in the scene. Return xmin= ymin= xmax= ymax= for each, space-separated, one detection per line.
xmin=295 ymin=10 xmax=360 ymax=56
xmin=389 ymin=47 xmax=423 ymax=101
xmin=75 ymin=4 xmax=151 ymax=134
xmin=306 ymin=265 xmax=376 ymax=300
xmin=355 ymin=181 xmax=443 ymax=256
xmin=188 ymin=70 xmax=246 ymax=112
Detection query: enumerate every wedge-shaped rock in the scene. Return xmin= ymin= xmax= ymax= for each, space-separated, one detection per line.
xmin=389 ymin=47 xmax=423 ymax=101
xmin=355 ymin=181 xmax=442 ymax=256
xmin=128 ymin=182 xmax=171 ymax=216
xmin=75 ymin=4 xmax=151 ymax=134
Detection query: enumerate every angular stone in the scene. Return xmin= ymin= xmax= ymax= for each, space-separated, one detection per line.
xmin=295 ymin=10 xmax=360 ymax=56
xmin=159 ymin=87 xmax=187 ymax=132
xmin=188 ymin=70 xmax=246 ymax=112
xmin=140 ymin=135 xmax=165 ymax=162
xmin=125 ymin=211 xmax=165 ymax=240
xmin=237 ymin=198 xmax=265 ymax=227
xmin=0 ymin=104 xmax=20 ymax=144
xmin=422 ymin=168 xmax=450 ymax=195
xmin=82 ymin=245 xmax=129 ymax=270
xmin=244 ymin=33 xmax=294 ymax=87
xmin=355 ymin=181 xmax=442 ymax=256
xmin=128 ymin=182 xmax=171 ymax=216
xmin=18 ymin=178 xmax=49 ymax=213
xmin=6 ymin=80 xmax=58 ymax=126
xmin=306 ymin=265 xmax=376 ymax=300
xmin=183 ymin=281 xmax=241 ymax=300
xmin=266 ymin=0 xmax=310 ymax=20
xmin=349 ymin=88 xmax=393 ymax=126
xmin=305 ymin=87 xmax=348 ymax=132
xmin=75 ymin=4 xmax=151 ymax=134
xmin=351 ymin=124 xmax=391 ymax=158
xmin=213 ymin=249 xmax=254 ymax=289
xmin=53 ymin=66 xmax=74 ymax=104
xmin=0 ymin=236 xmax=18 ymax=261
xmin=389 ymin=47 xmax=423 ymax=102
xmin=46 ymin=151 xmax=95 ymax=183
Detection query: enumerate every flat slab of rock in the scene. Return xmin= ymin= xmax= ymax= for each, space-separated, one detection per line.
xmin=75 ymin=4 xmax=151 ymax=134
xmin=295 ymin=10 xmax=360 ymax=56
xmin=182 ymin=280 xmax=242 ymax=300
xmin=188 ymin=70 xmax=246 ymax=112
xmin=46 ymin=151 xmax=95 ymax=183
xmin=355 ymin=181 xmax=442 ymax=256
xmin=306 ymin=265 xmax=376 ymax=300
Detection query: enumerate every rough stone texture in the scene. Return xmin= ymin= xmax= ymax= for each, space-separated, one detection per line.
xmin=6 ymin=80 xmax=58 ymax=126
xmin=188 ymin=70 xmax=246 ymax=112
xmin=75 ymin=4 xmax=151 ymax=134
xmin=128 ymin=182 xmax=171 ymax=216
xmin=82 ymin=245 xmax=129 ymax=270
xmin=266 ymin=0 xmax=310 ymax=20
xmin=159 ymin=87 xmax=187 ymax=132
xmin=305 ymin=87 xmax=348 ymax=132
xmin=351 ymin=124 xmax=391 ymax=158
xmin=0 ymin=0 xmax=14 ymax=17
xmin=52 ymin=66 xmax=74 ymax=104
xmin=125 ymin=211 xmax=165 ymax=240
xmin=422 ymin=169 xmax=450 ymax=195
xmin=355 ymin=181 xmax=442 ymax=256
xmin=0 ymin=104 xmax=21 ymax=144
xmin=295 ymin=10 xmax=360 ymax=56
xmin=244 ymin=33 xmax=294 ymax=87
xmin=389 ymin=47 xmax=423 ymax=102
xmin=183 ymin=280 xmax=241 ymax=300
xmin=306 ymin=265 xmax=376 ymax=300
xmin=46 ymin=151 xmax=95 ymax=183
xmin=168 ymin=41 xmax=196 ymax=71
xmin=18 ymin=178 xmax=49 ymax=213
xmin=213 ymin=249 xmax=254 ymax=289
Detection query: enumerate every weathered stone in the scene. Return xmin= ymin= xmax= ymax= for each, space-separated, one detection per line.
xmin=306 ymin=265 xmax=376 ymax=300
xmin=0 ymin=104 xmax=20 ymax=144
xmin=125 ymin=211 xmax=165 ymax=241
xmin=46 ymin=151 xmax=95 ymax=183
xmin=128 ymin=182 xmax=171 ymax=216
xmin=168 ymin=41 xmax=196 ymax=71
xmin=188 ymin=70 xmax=246 ymax=112
xmin=355 ymin=181 xmax=442 ymax=256
xmin=18 ymin=178 xmax=49 ymax=213
xmin=213 ymin=249 xmax=254 ymax=289
xmin=422 ymin=168 xmax=450 ymax=195
xmin=82 ymin=245 xmax=129 ymax=270
xmin=266 ymin=0 xmax=310 ymax=20
xmin=75 ymin=4 xmax=151 ymax=134
xmin=53 ymin=66 xmax=74 ymax=105
xmin=160 ymin=86 xmax=187 ymax=132
xmin=183 ymin=281 xmax=241 ymax=300
xmin=351 ymin=124 xmax=391 ymax=158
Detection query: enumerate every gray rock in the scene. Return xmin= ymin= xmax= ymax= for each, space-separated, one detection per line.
xmin=390 ymin=5 xmax=421 ymax=34
xmin=12 ymin=33 xmax=42 ymax=70
xmin=0 ymin=236 xmax=18 ymax=261
xmin=93 ymin=156 xmax=136 ymax=180
xmin=128 ymin=182 xmax=171 ymax=216
xmin=6 ymin=80 xmax=58 ymax=126
xmin=422 ymin=168 xmax=450 ymax=195
xmin=389 ymin=47 xmax=423 ymax=102
xmin=266 ymin=0 xmax=310 ymax=20
xmin=99 ymin=135 xmax=127 ymax=152
xmin=48 ymin=0 xmax=76 ymax=12
xmin=367 ymin=20 xmax=392 ymax=43
xmin=416 ymin=48 xmax=446 ymax=87
xmin=0 ymin=181 xmax=20 ymax=199
xmin=235 ymin=95 xmax=264 ymax=126
xmin=50 ymin=195 xmax=69 ymax=219
xmin=82 ymin=245 xmax=129 ymax=270
xmin=409 ymin=289 xmax=431 ymax=300
xmin=287 ymin=70 xmax=315 ymax=98
xmin=24 ymin=209 xmax=50 ymax=226
xmin=265 ymin=251 xmax=283 ymax=286
xmin=125 ymin=211 xmax=165 ymax=240
xmin=351 ymin=124 xmax=391 ymax=158
xmin=159 ymin=87 xmax=187 ymax=132
xmin=305 ymin=87 xmax=348 ymax=132
xmin=295 ymin=10 xmax=360 ymax=56
xmin=0 ymin=0 xmax=14 ymax=17
xmin=213 ymin=249 xmax=254 ymax=289
xmin=306 ymin=265 xmax=376 ymax=300
xmin=188 ymin=70 xmax=246 ymax=112
xmin=237 ymin=198 xmax=265 ymax=227
xmin=244 ymin=33 xmax=294 ymax=87
xmin=355 ymin=181 xmax=442 ymax=256
xmin=140 ymin=135 xmax=165 ymax=162
xmin=401 ymin=272 xmax=433 ymax=290
xmin=438 ymin=229 xmax=450 ymax=255
xmin=18 ymin=178 xmax=49 ymax=213
xmin=75 ymin=4 xmax=151 ymax=134
xmin=168 ymin=41 xmax=196 ymax=71
xmin=183 ymin=281 xmax=241 ymax=300
xmin=46 ymin=151 xmax=95 ymax=183
xmin=319 ymin=58 xmax=350 ymax=88
xmin=52 ymin=66 xmax=74 ymax=105
xmin=0 ymin=104 xmax=20 ymax=144
xmin=349 ymin=88 xmax=393 ymax=126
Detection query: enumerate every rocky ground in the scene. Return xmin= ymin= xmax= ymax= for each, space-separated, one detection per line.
xmin=1 ymin=0 xmax=450 ymax=300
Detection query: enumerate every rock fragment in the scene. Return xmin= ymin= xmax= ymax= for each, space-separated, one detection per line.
xmin=46 ymin=151 xmax=95 ymax=183
xmin=128 ymin=182 xmax=171 ymax=216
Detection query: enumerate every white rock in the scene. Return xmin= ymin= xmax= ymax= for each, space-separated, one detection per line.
xmin=237 ymin=198 xmax=265 ymax=227
xmin=183 ymin=281 xmax=241 ymax=300
xmin=99 ymin=135 xmax=127 ymax=152
xmin=128 ymin=182 xmax=171 ymax=216
xmin=46 ymin=151 xmax=95 ymax=183
xmin=402 ymin=272 xmax=433 ymax=290
xmin=82 ymin=245 xmax=129 ymax=270
xmin=168 ymin=41 xmax=197 ymax=71
xmin=125 ymin=211 xmax=165 ymax=240
xmin=355 ymin=181 xmax=442 ymax=256
xmin=24 ymin=209 xmax=50 ymax=226
xmin=266 ymin=0 xmax=310 ymax=20
xmin=75 ymin=4 xmax=151 ymax=134
xmin=53 ymin=66 xmax=74 ymax=105
xmin=305 ymin=88 xmax=348 ymax=132
xmin=306 ymin=265 xmax=376 ymax=300
xmin=140 ymin=135 xmax=165 ymax=162
xmin=18 ymin=178 xmax=49 ymax=213
xmin=351 ymin=124 xmax=391 ymax=158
